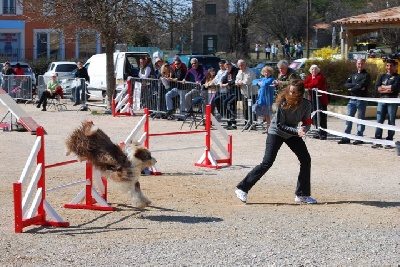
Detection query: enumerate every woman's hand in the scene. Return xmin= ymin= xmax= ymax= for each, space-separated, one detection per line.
xmin=298 ymin=126 xmax=307 ymax=137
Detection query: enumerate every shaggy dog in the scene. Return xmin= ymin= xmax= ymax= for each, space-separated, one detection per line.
xmin=65 ymin=121 xmax=156 ymax=208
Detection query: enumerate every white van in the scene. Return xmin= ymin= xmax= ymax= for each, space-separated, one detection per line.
xmin=84 ymin=52 xmax=150 ymax=100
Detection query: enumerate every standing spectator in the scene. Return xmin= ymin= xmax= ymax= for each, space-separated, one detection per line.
xmin=304 ymin=64 xmax=328 ymax=140
xmin=371 ymin=59 xmax=400 ymax=149
xmin=255 ymin=43 xmax=261 ymax=60
xmin=183 ymin=58 xmax=207 ymax=111
xmin=252 ymin=66 xmax=275 ymax=132
xmin=284 ymin=38 xmax=290 ymax=59
xmin=210 ymin=60 xmax=227 ymax=116
xmin=338 ymin=59 xmax=371 ymax=145
xmin=165 ymin=58 xmax=187 ymax=115
xmin=138 ymin=57 xmax=152 ymax=79
xmin=235 ymin=79 xmax=316 ymax=204
xmin=296 ymin=42 xmax=303 ymax=59
xmin=203 ymin=67 xmax=217 ymax=111
xmin=271 ymin=43 xmax=277 ymax=61
xmin=273 ymin=60 xmax=299 ymax=94
xmin=1 ymin=62 xmax=15 ymax=93
xmin=73 ymin=61 xmax=90 ymax=106
xmin=153 ymin=58 xmax=164 ymax=79
xmin=235 ymin=59 xmax=256 ymax=127
xmin=265 ymin=43 xmax=271 ymax=60
xmin=215 ymin=61 xmax=238 ymax=129
xmin=14 ymin=63 xmax=25 ymax=75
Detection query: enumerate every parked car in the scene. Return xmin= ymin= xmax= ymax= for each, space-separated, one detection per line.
xmin=43 ymin=61 xmax=77 ymax=83
xmin=0 ymin=61 xmax=37 ymax=91
xmin=251 ymin=61 xmax=278 ymax=78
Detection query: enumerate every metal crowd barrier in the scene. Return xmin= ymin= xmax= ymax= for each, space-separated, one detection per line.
xmin=2 ymin=75 xmax=32 ymax=102
xmin=130 ymin=77 xmax=253 ymax=125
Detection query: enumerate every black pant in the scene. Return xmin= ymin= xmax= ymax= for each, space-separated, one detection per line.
xmin=237 ymin=133 xmax=311 ymax=196
xmin=39 ymin=91 xmax=55 ymax=107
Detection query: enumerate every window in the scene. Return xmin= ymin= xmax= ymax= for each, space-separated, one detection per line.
xmin=35 ymin=30 xmax=65 ymax=60
xmin=77 ymin=31 xmax=98 ymax=59
xmin=3 ymin=0 xmax=16 ymax=14
xmin=205 ymin=4 xmax=216 ymax=15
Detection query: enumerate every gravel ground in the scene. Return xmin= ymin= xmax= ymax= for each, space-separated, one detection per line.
xmin=0 ymin=101 xmax=399 ymax=266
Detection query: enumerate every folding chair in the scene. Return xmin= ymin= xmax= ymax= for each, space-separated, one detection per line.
xmin=47 ymin=86 xmax=67 ymax=111
xmin=180 ymin=96 xmax=205 ymax=130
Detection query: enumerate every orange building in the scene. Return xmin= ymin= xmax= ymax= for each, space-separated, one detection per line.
xmin=0 ymin=2 xmax=100 ymax=62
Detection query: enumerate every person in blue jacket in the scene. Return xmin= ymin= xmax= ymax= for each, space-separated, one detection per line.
xmin=252 ymin=66 xmax=275 ymax=132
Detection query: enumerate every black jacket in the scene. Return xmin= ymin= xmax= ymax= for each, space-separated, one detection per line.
xmin=75 ymin=67 xmax=90 ymax=82
xmin=344 ymin=69 xmax=370 ymax=97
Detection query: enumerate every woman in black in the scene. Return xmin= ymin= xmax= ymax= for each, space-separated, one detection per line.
xmin=235 ymin=79 xmax=317 ymax=204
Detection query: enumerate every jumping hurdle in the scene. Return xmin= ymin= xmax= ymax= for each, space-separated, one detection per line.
xmin=112 ymin=77 xmax=133 ymax=117
xmin=13 ymin=126 xmax=113 ymax=233
xmin=123 ymin=105 xmax=233 ymax=170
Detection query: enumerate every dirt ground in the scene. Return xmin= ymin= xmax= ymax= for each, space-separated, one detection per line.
xmin=0 ymin=101 xmax=399 ymax=265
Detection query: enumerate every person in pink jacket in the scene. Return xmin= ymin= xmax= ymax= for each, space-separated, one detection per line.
xmin=304 ymin=64 xmax=328 ymax=140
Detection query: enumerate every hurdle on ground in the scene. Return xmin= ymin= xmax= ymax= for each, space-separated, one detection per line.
xmin=123 ymin=105 xmax=233 ymax=171
xmin=13 ymin=126 xmax=113 ymax=233
xmin=112 ymin=77 xmax=133 ymax=117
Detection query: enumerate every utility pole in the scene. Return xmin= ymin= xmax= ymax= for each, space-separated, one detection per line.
xmin=306 ymin=0 xmax=310 ymax=58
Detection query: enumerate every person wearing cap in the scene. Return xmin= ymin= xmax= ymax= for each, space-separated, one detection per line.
xmin=36 ymin=72 xmax=60 ymax=111
xmin=338 ymin=58 xmax=371 ymax=145
xmin=371 ymin=59 xmax=400 ymax=149
xmin=153 ymin=58 xmax=164 ymax=79
xmin=304 ymin=64 xmax=328 ymax=140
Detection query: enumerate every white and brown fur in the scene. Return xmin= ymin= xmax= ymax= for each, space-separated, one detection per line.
xmin=65 ymin=121 xmax=156 ymax=208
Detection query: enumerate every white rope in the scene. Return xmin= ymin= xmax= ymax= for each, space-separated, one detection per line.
xmin=314 ymin=89 xmax=400 ymax=104
xmin=151 ymin=146 xmax=205 ymax=153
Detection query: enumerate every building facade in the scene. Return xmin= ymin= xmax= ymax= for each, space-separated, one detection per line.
xmin=0 ymin=1 xmax=100 ymax=62
xmin=192 ymin=0 xmax=229 ymax=54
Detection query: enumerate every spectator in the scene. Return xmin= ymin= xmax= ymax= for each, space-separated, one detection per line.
xmin=252 ymin=66 xmax=275 ymax=132
xmin=304 ymin=64 xmax=328 ymax=140
xmin=271 ymin=43 xmax=277 ymax=61
xmin=273 ymin=60 xmax=299 ymax=94
xmin=73 ymin=61 xmax=90 ymax=106
xmin=183 ymin=58 xmax=207 ymax=111
xmin=265 ymin=43 xmax=271 ymax=60
xmin=371 ymin=59 xmax=400 ymax=149
xmin=203 ymin=67 xmax=217 ymax=112
xmin=296 ymin=42 xmax=303 ymax=59
xmin=14 ymin=63 xmax=25 ymax=75
xmin=1 ymin=62 xmax=15 ymax=93
xmin=171 ymin=56 xmax=188 ymax=73
xmin=255 ymin=43 xmax=261 ymax=60
xmin=165 ymin=58 xmax=187 ymax=115
xmin=36 ymin=72 xmax=61 ymax=111
xmin=138 ymin=57 xmax=152 ymax=79
xmin=210 ymin=60 xmax=227 ymax=116
xmin=338 ymin=59 xmax=371 ymax=145
xmin=235 ymin=59 xmax=256 ymax=126
xmin=235 ymin=79 xmax=316 ymax=204
xmin=215 ymin=61 xmax=238 ymax=130
xmin=153 ymin=58 xmax=164 ymax=79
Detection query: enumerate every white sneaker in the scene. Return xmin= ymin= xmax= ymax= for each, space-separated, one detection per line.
xmin=235 ymin=189 xmax=247 ymax=203
xmin=295 ymin=195 xmax=317 ymax=204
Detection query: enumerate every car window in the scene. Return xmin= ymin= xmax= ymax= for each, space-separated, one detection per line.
xmin=256 ymin=63 xmax=265 ymax=68
xmin=56 ymin=64 xmax=78 ymax=72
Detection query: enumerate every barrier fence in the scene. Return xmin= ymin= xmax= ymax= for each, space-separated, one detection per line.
xmin=13 ymin=126 xmax=113 ymax=233
xmin=1 ymin=75 xmax=32 ymax=102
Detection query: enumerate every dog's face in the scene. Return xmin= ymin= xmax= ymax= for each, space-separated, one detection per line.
xmin=134 ymin=147 xmax=157 ymax=169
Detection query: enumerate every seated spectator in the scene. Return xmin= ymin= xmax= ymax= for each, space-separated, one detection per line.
xmin=36 ymin=72 xmax=61 ymax=111
xmin=14 ymin=63 xmax=25 ymax=75
xmin=210 ymin=60 xmax=227 ymax=117
xmin=183 ymin=58 xmax=207 ymax=111
xmin=165 ymin=58 xmax=187 ymax=115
